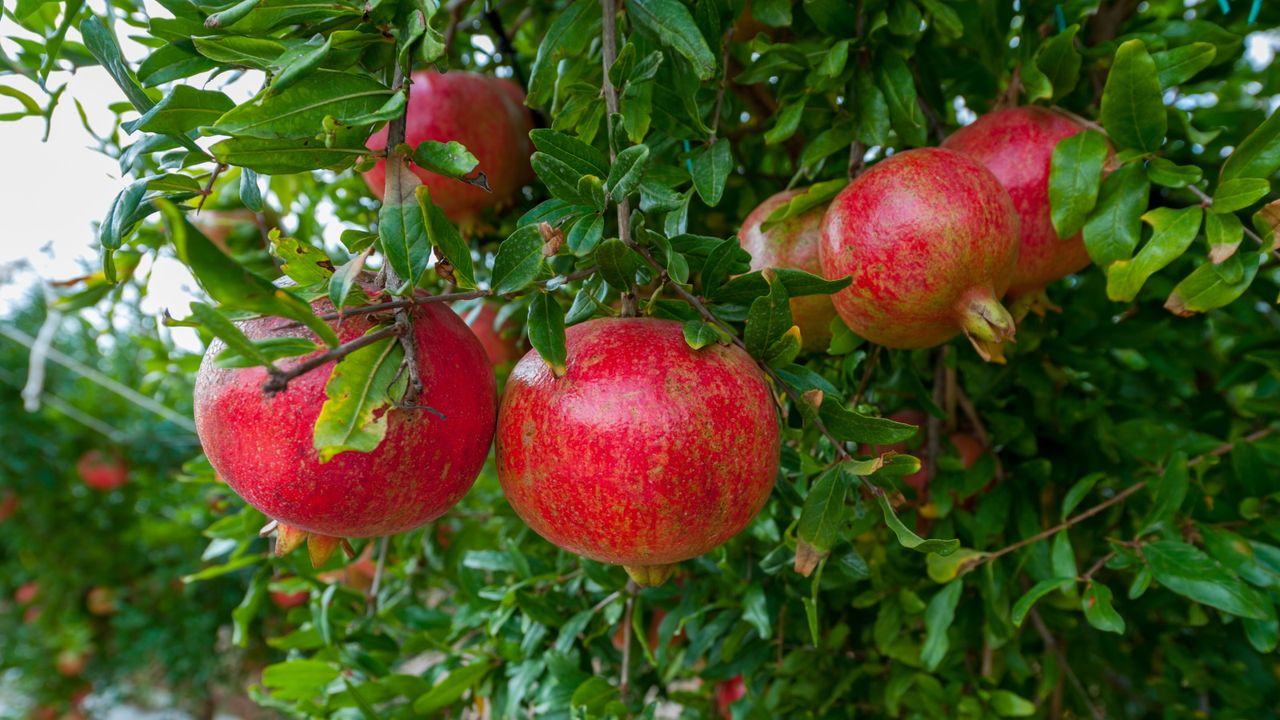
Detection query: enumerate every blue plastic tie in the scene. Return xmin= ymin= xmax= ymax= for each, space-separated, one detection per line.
xmin=682 ymin=139 xmax=694 ymax=175
xmin=1054 ymin=4 xmax=1066 ymax=32
xmin=1218 ymin=0 xmax=1230 ymax=15
xmin=1249 ymin=0 xmax=1260 ymax=23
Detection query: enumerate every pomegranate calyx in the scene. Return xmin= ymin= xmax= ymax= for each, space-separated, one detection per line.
xmin=624 ymin=563 xmax=678 ymax=587
xmin=954 ymin=288 xmax=1016 ymax=364
xmin=307 ymin=534 xmax=341 ymax=567
xmin=275 ymin=523 xmax=308 ymax=557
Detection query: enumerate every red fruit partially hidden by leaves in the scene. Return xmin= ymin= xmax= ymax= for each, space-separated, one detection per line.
xmin=863 ymin=410 xmax=930 ymax=492
xmin=76 ymin=450 xmax=128 ymax=491
xmin=56 ymin=650 xmax=87 ymax=677
xmin=15 ymin=581 xmax=39 ymax=605
xmin=461 ymin=302 xmax=526 ymax=368
xmin=716 ymin=675 xmax=748 ymax=719
xmin=820 ymin=148 xmax=1019 ymax=362
xmin=86 ymin=586 xmax=117 ymax=616
xmin=740 ymin=189 xmax=837 ymax=352
xmin=194 ymin=301 xmax=497 ymax=539
xmin=948 ymin=432 xmax=985 ymax=470
xmin=271 ymin=589 xmax=309 ymax=609
xmin=496 ymin=318 xmax=780 ymax=585
xmin=942 ymin=107 xmax=1098 ymax=300
xmin=22 ymin=605 xmax=41 ymax=624
xmin=363 ymin=71 xmax=534 ymax=225
xmin=0 ymin=490 xmax=17 ymax=522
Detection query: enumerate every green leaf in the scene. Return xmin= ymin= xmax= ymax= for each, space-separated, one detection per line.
xmin=418 ymin=187 xmax=476 ymax=289
xmin=378 ymin=167 xmax=429 ymax=293
xmin=1165 ymin=252 xmax=1261 ymax=316
xmin=1105 ymin=206 xmax=1202 ymax=302
xmin=921 ymin=581 xmax=963 ymax=671
xmin=531 ymin=152 xmax=589 ymax=204
xmin=764 ymin=327 xmax=802 ymax=367
xmin=1145 ymin=157 xmax=1203 ymax=189
xmin=1138 ymin=453 xmax=1189 ymax=534
xmin=712 ymin=268 xmax=849 ymax=304
xmin=269 ymin=37 xmax=332 ymax=96
xmin=527 ymin=293 xmax=567 ymax=377
xmin=989 ymin=690 xmax=1036 ymax=717
xmin=926 ymin=548 xmax=987 ymax=584
xmin=262 ymin=660 xmax=340 ymax=702
xmin=240 ymin=169 xmax=263 ymax=212
xmin=1243 ymin=616 xmax=1279 ymax=654
xmin=313 ymin=331 xmax=404 ymax=462
xmin=412 ymin=140 xmax=480 ymax=181
xmin=1220 ymin=108 xmax=1280 ymax=182
xmin=192 ymin=36 xmax=287 ymax=70
xmin=1011 ymin=578 xmax=1076 ymax=627
xmin=818 ymin=398 xmax=918 ymax=445
xmin=606 ymin=144 xmax=650 ymax=203
xmin=800 ymin=122 xmax=856 ymax=170
xmin=122 ymin=85 xmax=233 ymax=135
xmin=1082 ymin=583 xmax=1126 ymax=634
xmin=701 ymin=237 xmax=752 ymax=297
xmin=744 ymin=270 xmax=792 ymax=358
xmin=761 ymin=179 xmax=846 ymax=232
xmin=570 ymin=676 xmax=619 ymax=713
xmin=491 ymin=225 xmax=545 ymax=295
xmin=566 ymin=214 xmax=605 ymax=256
xmin=691 ymin=138 xmax=732 ymax=207
xmin=764 ymin=98 xmax=806 ymax=145
xmin=190 ymin=302 xmax=273 ymax=368
xmin=529 ymin=128 xmax=608 ymax=178
xmin=528 ymin=0 xmax=600 ymax=106
xmin=1100 ymin=39 xmax=1166 ymax=153
xmin=214 ymin=337 xmax=319 ymax=369
xmin=1213 ymin=178 xmax=1271 ymax=213
xmin=231 ymin=567 xmax=268 ymax=648
xmin=1144 ymin=540 xmax=1271 ymax=619
xmin=210 ymin=135 xmax=365 ymax=174
xmin=1152 ymin=42 xmax=1216 ymax=89
xmin=851 ymin=71 xmax=890 ymax=147
xmin=594 ymin=238 xmax=640 ymax=290
xmin=877 ymin=494 xmax=960 ymax=556
xmin=208 ymin=70 xmax=391 ymax=139
xmin=1083 ymin=164 xmax=1150 ymax=267
xmin=1035 ymin=24 xmax=1082 ymax=101
xmin=682 ymin=319 xmax=722 ymax=349
xmin=271 ymin=234 xmax=332 ymax=287
xmin=157 ymin=200 xmax=338 ymax=347
xmin=816 ymin=39 xmax=849 ymax=78
xmin=798 ymin=466 xmax=848 ymax=555
xmin=1205 ymin=211 xmax=1244 ymax=263
xmin=1051 ymin=532 xmax=1077 ymax=581
xmin=625 ymin=0 xmax=717 ymax=80
xmin=413 ymin=661 xmax=494 ymax=714
xmin=1049 ymin=130 xmax=1109 ymax=239
xmin=875 ymin=53 xmax=926 ymax=148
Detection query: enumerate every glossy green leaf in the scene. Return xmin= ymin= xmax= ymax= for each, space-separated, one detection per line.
xmin=877 ymin=494 xmax=960 ymax=556
xmin=760 ymin=179 xmax=846 ymax=232
xmin=208 ymin=70 xmax=391 ymax=139
xmin=744 ymin=270 xmax=792 ymax=358
xmin=1213 ymin=178 xmax=1270 ymax=213
xmin=262 ymin=660 xmax=340 ymax=702
xmin=712 ymin=268 xmax=850 ymax=304
xmin=691 ymin=138 xmax=731 ymax=207
xmin=1035 ymin=24 xmax=1081 ymax=101
xmin=1144 ymin=540 xmax=1271 ymax=619
xmin=529 ymin=128 xmax=608 ymax=178
xmin=819 ymin=397 xmax=918 ymax=445
xmin=798 ymin=466 xmax=847 ymax=556
xmin=625 ymin=0 xmax=717 ymax=80
xmin=123 ymin=85 xmax=233 ymax=135
xmin=921 ymin=581 xmax=963 ymax=671
xmin=1049 ymin=130 xmax=1109 ymax=239
xmin=1152 ymin=42 xmax=1216 ymax=89
xmin=606 ymin=144 xmax=650 ymax=203
xmin=875 ymin=53 xmax=926 ymax=148
xmin=1083 ymin=164 xmax=1150 ymax=267
xmin=269 ymin=37 xmax=331 ymax=96
xmin=1145 ymin=157 xmax=1202 ymax=188
xmin=313 ymin=331 xmax=404 ymax=462
xmin=412 ymin=140 xmax=480 ymax=181
xmin=1100 ymin=40 xmax=1166 ymax=153
xmin=594 ymin=238 xmax=640 ymax=290
xmin=1011 ymin=578 xmax=1076 ymax=627
xmin=413 ymin=661 xmax=494 ymax=714
xmin=1083 ymin=583 xmax=1126 ymax=634
xmin=378 ymin=166 xmax=429 ymax=294
xmin=418 ymin=187 xmax=476 ymax=289
xmin=1220 ymin=102 xmax=1280 ymax=182
xmin=210 ymin=135 xmax=366 ymax=174
xmin=1165 ymin=253 xmax=1261 ymax=317
xmin=491 ymin=225 xmax=545 ymax=295
xmin=527 ymin=293 xmax=567 ymax=376
xmin=1105 ymin=206 xmax=1202 ymax=302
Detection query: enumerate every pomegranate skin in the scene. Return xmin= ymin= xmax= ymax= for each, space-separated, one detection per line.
xmin=362 ymin=71 xmax=533 ymax=224
xmin=194 ymin=302 xmax=497 ymax=538
xmin=820 ymin=148 xmax=1019 ymax=360
xmin=739 ymin=189 xmax=836 ymax=352
xmin=942 ymin=107 xmax=1094 ymax=297
xmin=495 ymin=318 xmax=780 ymax=568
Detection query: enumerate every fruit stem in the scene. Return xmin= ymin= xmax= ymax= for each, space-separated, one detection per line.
xmin=623 ymin=563 xmax=676 ymax=587
xmin=953 ymin=287 xmax=1016 ymax=364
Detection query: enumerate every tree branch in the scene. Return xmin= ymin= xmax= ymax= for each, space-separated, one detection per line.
xmin=263 ymin=324 xmax=404 ymax=396
xmin=599 ymin=0 xmax=633 ymax=252
xmin=1029 ymin=607 xmax=1105 ymax=720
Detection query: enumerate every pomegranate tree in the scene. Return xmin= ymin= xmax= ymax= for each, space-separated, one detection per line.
xmin=76 ymin=450 xmax=128 ymax=491
xmin=942 ymin=107 xmax=1098 ymax=304
xmin=495 ymin=318 xmax=780 ymax=585
xmin=820 ymin=147 xmax=1019 ymax=362
xmin=739 ymin=189 xmax=836 ymax=352
xmin=194 ymin=301 xmax=497 ymax=562
xmin=362 ymin=70 xmax=535 ymax=226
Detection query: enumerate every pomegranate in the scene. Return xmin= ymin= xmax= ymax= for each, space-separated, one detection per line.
xmin=820 ymin=147 xmax=1019 ymax=362
xmin=15 ymin=581 xmax=39 ymax=605
xmin=460 ymin=302 xmax=526 ymax=368
xmin=716 ymin=675 xmax=748 ymax=719
xmin=0 ymin=490 xmax=16 ymax=522
xmin=85 ymin=586 xmax=117 ymax=616
xmin=55 ymin=649 xmax=87 ymax=677
xmin=495 ymin=318 xmax=780 ymax=585
xmin=363 ymin=71 xmax=534 ymax=226
xmin=948 ymin=432 xmax=985 ymax=470
xmin=862 ymin=412 xmax=984 ymax=493
xmin=739 ymin=189 xmax=837 ymax=351
xmin=76 ymin=450 xmax=128 ymax=491
xmin=194 ymin=300 xmax=497 ymax=558
xmin=942 ymin=106 xmax=1098 ymax=303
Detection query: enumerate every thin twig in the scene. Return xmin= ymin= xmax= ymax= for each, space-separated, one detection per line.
xmin=1028 ymin=607 xmax=1105 ymax=720
xmin=599 ymin=0 xmax=634 ymax=251
xmin=850 ymin=345 xmax=881 ymax=407
xmin=591 ymin=590 xmax=622 ymax=614
xmin=1081 ymin=550 xmax=1116 ymax=582
xmin=262 ymin=324 xmax=404 ymax=396
xmin=925 ymin=349 xmax=947 ymax=481
xmin=954 ymin=384 xmax=990 ymax=448
xmin=441 ymin=0 xmax=473 ymax=55
xmin=1187 ymin=184 xmax=1274 ymax=257
xmin=707 ymin=29 xmax=733 ymax=144
xmin=196 ymin=163 xmax=228 ymax=212
xmin=367 ymin=536 xmax=390 ymax=617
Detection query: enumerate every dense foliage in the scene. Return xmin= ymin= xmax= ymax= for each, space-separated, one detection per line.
xmin=2 ymin=0 xmax=1279 ymax=718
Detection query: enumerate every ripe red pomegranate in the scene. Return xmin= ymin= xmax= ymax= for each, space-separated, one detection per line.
xmin=820 ymin=147 xmax=1019 ymax=362
xmin=716 ymin=675 xmax=748 ymax=719
xmin=739 ymin=189 xmax=837 ymax=352
xmin=0 ymin=490 xmax=16 ymax=522
xmin=495 ymin=318 xmax=780 ymax=585
xmin=943 ymin=106 xmax=1099 ymax=303
xmin=76 ymin=450 xmax=128 ymax=491
xmin=460 ymin=302 xmax=526 ymax=368
xmin=194 ymin=301 xmax=497 ymax=551
xmin=271 ymin=588 xmax=309 ymax=609
xmin=363 ymin=71 xmax=534 ymax=226
xmin=85 ymin=586 xmax=117 ymax=616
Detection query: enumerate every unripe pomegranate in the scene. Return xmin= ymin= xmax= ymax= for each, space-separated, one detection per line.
xmin=194 ymin=301 xmax=497 ymax=545
xmin=739 ymin=190 xmax=836 ymax=352
xmin=495 ymin=318 xmax=780 ymax=585
xmin=363 ymin=71 xmax=534 ymax=226
xmin=942 ymin=106 xmax=1098 ymax=301
xmin=820 ymin=148 xmax=1019 ymax=362
xmin=0 ymin=490 xmax=16 ymax=522
xmin=460 ymin=302 xmax=526 ymax=368
xmin=85 ymin=586 xmax=117 ymax=616
xmin=716 ymin=675 xmax=748 ymax=719
xmin=76 ymin=450 xmax=128 ymax=491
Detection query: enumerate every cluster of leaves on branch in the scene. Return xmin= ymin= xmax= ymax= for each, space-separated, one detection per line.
xmin=3 ymin=0 xmax=1280 ymax=717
